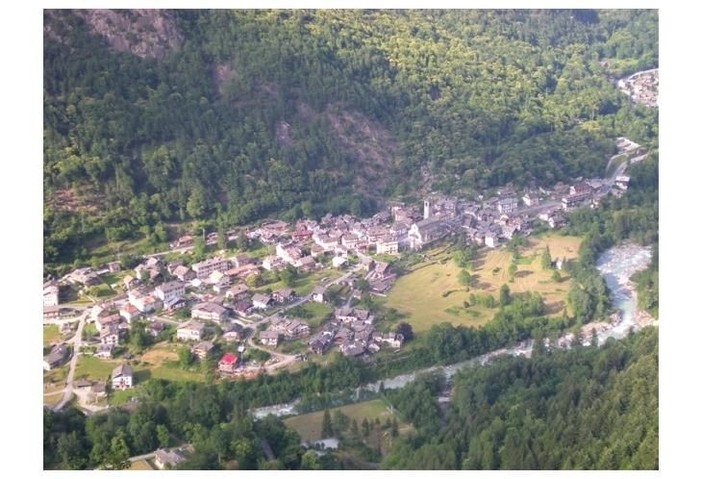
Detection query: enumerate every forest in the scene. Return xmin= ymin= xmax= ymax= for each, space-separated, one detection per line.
xmin=43 ymin=9 xmax=658 ymax=272
xmin=381 ymin=327 xmax=658 ymax=469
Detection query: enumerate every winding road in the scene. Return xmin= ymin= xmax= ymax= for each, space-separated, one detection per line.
xmin=52 ymin=308 xmax=89 ymax=411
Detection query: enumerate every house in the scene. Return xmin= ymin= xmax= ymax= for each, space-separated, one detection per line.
xmin=272 ymin=288 xmax=295 ymax=304
xmin=252 ymin=293 xmax=273 ymax=310
xmin=43 ymin=344 xmax=68 ymax=370
xmin=172 ymin=264 xmax=195 ymax=282
xmin=147 ymin=321 xmax=165 ymax=337
xmin=332 ymin=255 xmax=348 ymax=268
xmin=207 ymin=270 xmax=230 ymax=286
xmin=192 ymin=257 xmax=230 ymax=280
xmin=311 ymin=286 xmax=326 ymax=303
xmin=222 ymin=322 xmax=245 ymax=342
xmin=191 ymin=302 xmax=229 ymax=323
xmin=100 ymin=324 xmax=120 ymax=346
xmin=119 ymin=303 xmax=141 ymax=324
xmin=218 ymin=352 xmax=239 ymax=373
xmin=154 ymin=281 xmax=185 ymax=303
xmin=163 ymin=297 xmax=187 ymax=312
xmin=485 ymin=234 xmax=498 ymax=248
xmin=227 ymin=264 xmax=260 ymax=279
xmin=562 ymin=191 xmax=592 ymax=211
xmin=43 ymin=305 xmax=61 ymax=321
xmin=122 ymin=275 xmax=138 ymax=290
xmin=615 ymin=175 xmax=630 ymax=190
xmin=96 ymin=313 xmax=121 ymax=331
xmin=269 ymin=316 xmax=310 ymax=340
xmin=111 ymin=363 xmax=134 ymax=390
xmin=154 ymin=448 xmax=187 ymax=470
xmin=297 ymin=255 xmax=317 ymax=272
xmin=262 ymin=255 xmax=286 ymax=272
xmin=69 ymin=267 xmax=101 ymax=286
xmin=95 ymin=343 xmax=114 ymax=359
xmin=176 ymin=320 xmax=205 ymax=341
xmin=497 ymin=197 xmax=519 ymax=214
xmin=381 ymin=332 xmax=404 ymax=349
xmin=91 ymin=382 xmax=107 ymax=399
xmin=225 ymin=283 xmax=249 ymax=301
xmin=376 ymin=236 xmax=399 ymax=255
xmin=233 ymin=300 xmax=254 ymax=317
xmin=191 ymin=341 xmax=215 ymax=359
xmin=522 ymin=192 xmax=540 ymax=207
xmin=259 ymin=330 xmax=280 ymax=347
xmin=43 ymin=280 xmax=59 ymax=306
xmin=232 ymin=254 xmax=254 ymax=269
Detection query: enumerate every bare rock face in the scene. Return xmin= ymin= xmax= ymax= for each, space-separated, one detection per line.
xmin=74 ymin=9 xmax=183 ymax=61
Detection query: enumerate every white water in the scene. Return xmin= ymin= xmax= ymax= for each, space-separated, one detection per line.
xmin=595 ymin=243 xmax=653 ymax=342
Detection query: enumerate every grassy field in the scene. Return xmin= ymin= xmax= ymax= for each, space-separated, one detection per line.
xmin=74 ymin=355 xmax=120 ymax=382
xmin=130 ymin=459 xmax=156 ymax=470
xmin=385 ymin=234 xmax=582 ymax=332
xmin=43 ymin=325 xmax=61 ymax=346
xmin=289 ymin=301 xmax=333 ymax=327
xmin=43 ymin=366 xmax=68 ymax=393
xmin=283 ymin=399 xmax=396 ymax=442
xmin=43 ymin=391 xmax=64 ymax=408
xmin=137 ymin=342 xmax=206 ymax=383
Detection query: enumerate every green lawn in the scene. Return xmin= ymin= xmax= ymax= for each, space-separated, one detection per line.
xmin=74 ymin=355 xmax=119 ymax=382
xmin=289 ymin=301 xmax=333 ymax=327
xmin=43 ymin=325 xmax=61 ymax=346
xmin=283 ymin=399 xmax=397 ymax=442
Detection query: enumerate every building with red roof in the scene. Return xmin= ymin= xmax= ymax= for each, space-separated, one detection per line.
xmin=218 ymin=352 xmax=239 ymax=373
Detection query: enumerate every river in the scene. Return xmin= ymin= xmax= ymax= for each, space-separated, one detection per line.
xmin=252 ymin=243 xmax=654 ymax=418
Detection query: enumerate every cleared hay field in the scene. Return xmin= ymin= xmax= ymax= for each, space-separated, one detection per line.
xmin=130 ymin=459 xmax=156 ymax=470
xmin=386 ymin=234 xmax=582 ymax=331
xmin=137 ymin=342 xmax=206 ymax=383
xmin=74 ymin=355 xmax=119 ymax=382
xmin=43 ymin=325 xmax=61 ymax=346
xmin=283 ymin=399 xmax=395 ymax=442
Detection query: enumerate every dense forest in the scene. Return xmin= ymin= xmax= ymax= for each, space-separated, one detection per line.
xmin=43 ymin=9 xmax=658 ymax=271
xmin=381 ymin=327 xmax=658 ymax=469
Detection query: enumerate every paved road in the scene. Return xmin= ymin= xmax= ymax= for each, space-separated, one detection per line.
xmin=52 ymin=308 xmax=89 ymax=411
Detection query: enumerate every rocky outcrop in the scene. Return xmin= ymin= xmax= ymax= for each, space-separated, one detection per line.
xmin=74 ymin=9 xmax=183 ymax=61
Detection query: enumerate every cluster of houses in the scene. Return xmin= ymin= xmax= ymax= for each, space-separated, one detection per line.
xmin=306 ymin=306 xmax=403 ymax=358
xmin=617 ymin=69 xmax=658 ymax=108
xmin=47 ymin=146 xmax=640 ymax=388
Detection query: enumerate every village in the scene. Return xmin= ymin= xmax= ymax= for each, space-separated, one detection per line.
xmin=43 ymin=137 xmax=642 ymax=412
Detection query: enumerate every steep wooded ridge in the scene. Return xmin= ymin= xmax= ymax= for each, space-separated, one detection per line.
xmin=43 ymin=9 xmax=658 ymax=270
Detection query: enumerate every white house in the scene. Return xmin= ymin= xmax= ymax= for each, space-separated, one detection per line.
xmin=176 ymin=320 xmax=205 ymax=341
xmin=43 ymin=280 xmax=59 ymax=306
xmin=111 ymin=363 xmax=133 ymax=390
xmin=154 ymin=280 xmax=185 ymax=303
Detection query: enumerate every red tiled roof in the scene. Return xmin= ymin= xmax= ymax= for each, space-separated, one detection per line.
xmin=220 ymin=353 xmax=238 ymax=365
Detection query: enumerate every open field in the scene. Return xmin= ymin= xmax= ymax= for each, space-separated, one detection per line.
xmin=385 ymin=234 xmax=582 ymax=332
xmin=137 ymin=342 xmax=206 ymax=383
xmin=43 ymin=366 xmax=68 ymax=393
xmin=139 ymin=342 xmax=180 ymax=367
xmin=74 ymin=355 xmax=120 ymax=382
xmin=130 ymin=459 xmax=156 ymax=470
xmin=43 ymin=325 xmax=61 ymax=346
xmin=284 ymin=399 xmax=396 ymax=442
xmin=43 ymin=391 xmax=65 ymax=408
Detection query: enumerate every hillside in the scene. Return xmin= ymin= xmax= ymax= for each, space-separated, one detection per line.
xmin=43 ymin=9 xmax=658 ymax=271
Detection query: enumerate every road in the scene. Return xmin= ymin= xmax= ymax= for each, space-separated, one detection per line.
xmin=52 ymin=308 xmax=89 ymax=411
xmin=244 ymin=264 xmax=363 ymax=372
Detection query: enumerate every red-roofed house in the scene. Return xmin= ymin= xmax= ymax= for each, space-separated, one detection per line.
xmin=218 ymin=353 xmax=239 ymax=373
